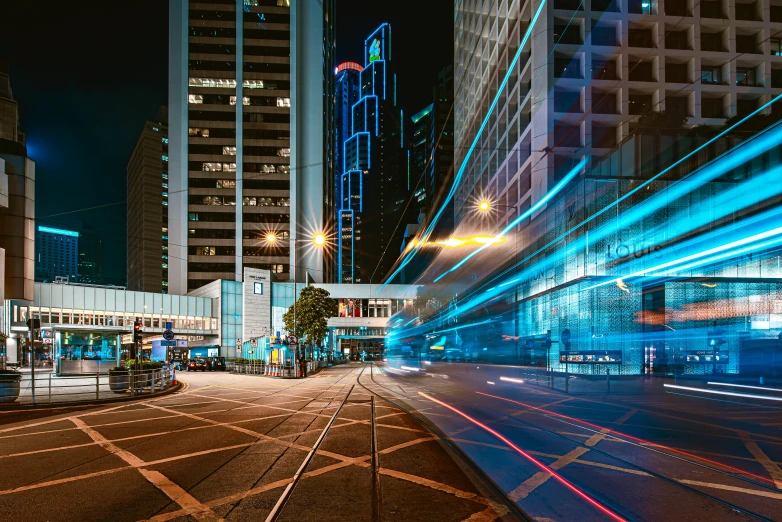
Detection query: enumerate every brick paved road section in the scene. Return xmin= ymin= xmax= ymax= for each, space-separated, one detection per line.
xmin=0 ymin=363 xmax=517 ymax=522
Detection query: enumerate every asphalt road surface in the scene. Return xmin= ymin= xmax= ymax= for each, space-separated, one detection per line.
xmin=0 ymin=363 xmax=515 ymax=522
xmin=376 ymin=361 xmax=782 ymax=521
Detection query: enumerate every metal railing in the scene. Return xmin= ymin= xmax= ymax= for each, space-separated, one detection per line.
xmin=10 ymin=367 xmax=175 ymax=405
xmin=230 ymin=361 xmax=325 ymax=378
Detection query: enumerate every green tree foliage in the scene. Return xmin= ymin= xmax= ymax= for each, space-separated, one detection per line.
xmin=282 ymin=286 xmax=338 ymax=347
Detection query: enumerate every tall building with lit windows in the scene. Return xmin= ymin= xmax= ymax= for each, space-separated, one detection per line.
xmin=338 ymin=24 xmax=409 ymax=284
xmin=35 ymin=226 xmax=78 ymax=283
xmin=168 ymin=0 xmax=335 ymax=293
xmin=334 ymin=62 xmax=363 ymax=230
xmin=127 ymin=109 xmax=170 ymax=293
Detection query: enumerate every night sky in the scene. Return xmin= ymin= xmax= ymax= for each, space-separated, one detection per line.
xmin=0 ymin=0 xmax=453 ymax=285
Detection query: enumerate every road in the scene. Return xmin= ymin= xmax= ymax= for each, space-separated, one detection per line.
xmin=0 ymin=363 xmax=514 ymax=522
xmin=376 ymin=361 xmax=782 ymax=521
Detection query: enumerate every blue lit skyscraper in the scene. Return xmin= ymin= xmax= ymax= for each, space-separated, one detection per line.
xmin=36 ymin=226 xmax=79 ymax=283
xmin=338 ymin=24 xmax=408 ymax=283
xmin=334 ymin=62 xmax=363 ymax=232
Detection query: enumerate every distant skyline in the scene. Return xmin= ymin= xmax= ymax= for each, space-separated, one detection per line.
xmin=0 ymin=0 xmax=453 ymax=286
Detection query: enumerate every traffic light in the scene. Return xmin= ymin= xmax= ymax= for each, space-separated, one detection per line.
xmin=133 ymin=321 xmax=143 ymax=343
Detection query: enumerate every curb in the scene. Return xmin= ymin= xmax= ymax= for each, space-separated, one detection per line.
xmin=0 ymin=382 xmax=184 ymax=412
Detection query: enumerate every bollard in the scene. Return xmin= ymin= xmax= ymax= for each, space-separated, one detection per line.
xmin=172 ymin=367 xmax=177 ymax=385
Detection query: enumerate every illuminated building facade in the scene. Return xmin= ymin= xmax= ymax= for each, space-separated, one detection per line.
xmin=334 ymin=62 xmax=362 ymax=234
xmin=168 ymin=0 xmax=335 ymax=293
xmin=35 ymin=227 xmax=79 ymax=283
xmin=338 ymin=24 xmax=408 ymax=283
xmin=127 ymin=111 xmax=169 ymax=293
xmin=390 ymin=0 xmax=782 ymax=376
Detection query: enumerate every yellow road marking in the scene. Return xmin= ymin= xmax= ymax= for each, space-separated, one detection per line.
xmin=679 ymin=479 xmax=782 ymax=500
xmin=740 ymin=431 xmax=782 ymax=488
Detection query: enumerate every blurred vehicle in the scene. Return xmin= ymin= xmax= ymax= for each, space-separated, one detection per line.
xmin=188 ymin=358 xmax=208 ymax=371
xmin=207 ymin=356 xmax=226 ymax=371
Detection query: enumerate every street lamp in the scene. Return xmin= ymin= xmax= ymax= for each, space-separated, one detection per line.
xmin=475 ymin=199 xmax=522 ymax=362
xmin=263 ymin=231 xmax=328 ymax=344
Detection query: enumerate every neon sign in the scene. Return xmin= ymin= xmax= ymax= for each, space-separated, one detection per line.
xmin=369 ymin=39 xmax=380 ymax=62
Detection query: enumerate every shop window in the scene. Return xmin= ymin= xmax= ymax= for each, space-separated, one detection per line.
xmin=188 ymin=94 xmax=204 ymax=104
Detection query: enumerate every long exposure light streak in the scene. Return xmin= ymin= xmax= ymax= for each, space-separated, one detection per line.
xmin=418 ymin=392 xmax=628 ymax=521
xmin=477 ymin=392 xmax=779 ymax=487
xmin=379 ymin=0 xmax=549 ymax=290
xmin=433 ymin=157 xmax=588 ymax=282
xmin=663 ymin=384 xmax=782 ymax=402
xmin=707 ymin=382 xmax=782 ymax=393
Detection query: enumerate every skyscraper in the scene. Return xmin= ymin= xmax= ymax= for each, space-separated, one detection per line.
xmin=77 ymin=230 xmax=105 ymax=286
xmin=334 ymin=62 xmax=363 ymax=230
xmin=168 ymin=0 xmax=335 ymax=294
xmin=127 ymin=110 xmax=169 ymax=293
xmin=0 ymin=64 xmax=34 ymax=302
xmin=338 ymin=24 xmax=408 ymax=284
xmin=35 ymin=227 xmax=78 ymax=283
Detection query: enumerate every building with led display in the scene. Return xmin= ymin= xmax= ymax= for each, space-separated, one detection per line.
xmin=167 ymin=0 xmax=335 ymax=294
xmin=338 ymin=24 xmax=409 ymax=284
xmin=35 ymin=226 xmax=79 ymax=283
xmin=127 ymin=110 xmax=169 ymax=293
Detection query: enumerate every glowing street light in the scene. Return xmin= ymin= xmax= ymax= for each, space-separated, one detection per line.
xmin=478 ymin=200 xmax=491 ymax=212
xmin=314 ymin=233 xmax=326 ymax=246
xmin=265 ymin=232 xmax=277 ymax=243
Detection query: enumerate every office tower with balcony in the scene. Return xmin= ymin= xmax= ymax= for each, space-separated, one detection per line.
xmin=168 ymin=0 xmax=335 ymax=293
xmin=338 ymin=24 xmax=408 ymax=284
xmin=127 ymin=111 xmax=170 ymax=293
xmin=0 ymin=64 xmax=35 ymax=303
xmin=35 ymin=227 xmax=78 ymax=283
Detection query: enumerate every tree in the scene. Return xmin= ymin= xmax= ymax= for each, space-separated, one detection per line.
xmin=282 ymin=286 xmax=338 ymax=348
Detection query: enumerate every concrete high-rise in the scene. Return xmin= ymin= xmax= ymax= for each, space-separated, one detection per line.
xmin=127 ymin=110 xmax=170 ymax=293
xmin=35 ymin=226 xmax=78 ymax=283
xmin=338 ymin=24 xmax=409 ymax=284
xmin=0 ymin=64 xmax=34 ymax=303
xmin=168 ymin=0 xmax=335 ymax=294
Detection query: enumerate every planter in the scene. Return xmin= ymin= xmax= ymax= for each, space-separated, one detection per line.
xmin=0 ymin=372 xmax=22 ymax=404
xmin=108 ymin=370 xmax=130 ymax=393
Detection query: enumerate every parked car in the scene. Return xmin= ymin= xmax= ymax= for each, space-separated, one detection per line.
xmin=188 ymin=358 xmax=209 ymax=371
xmin=207 ymin=356 xmax=226 ymax=371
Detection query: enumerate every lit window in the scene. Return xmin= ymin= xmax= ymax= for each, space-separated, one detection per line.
xmin=162 ymin=182 xmax=168 ymax=189
xmin=276 ymin=97 xmax=291 ymax=107
xmin=223 ymin=163 xmax=237 ymax=172
xmin=202 ymin=129 xmax=209 ymax=138
xmin=222 ymin=146 xmax=237 ymax=156
xmin=216 ymin=179 xmax=236 ymax=188
xmin=162 ymin=227 xmax=168 ymax=233
xmin=152 ymin=126 xmax=159 ymax=132
xmin=278 ymin=148 xmax=290 ymax=157
xmin=243 ymin=79 xmax=265 ymax=89
xmin=162 ymin=173 xmax=168 ymax=179
xmin=162 ymin=155 xmax=168 ymax=161
xmin=162 ymin=255 xmax=168 ymax=260
xmin=243 ymin=96 xmax=250 ymax=105
xmin=162 ymin=263 xmax=168 ymax=268
xmin=277 ymin=0 xmax=290 ymax=6
xmin=230 ymin=96 xmax=237 ymax=106
xmin=162 ymin=137 xmax=169 ymax=144
xmin=162 ymin=191 xmax=168 ymax=197
xmin=162 ymin=235 xmax=169 ymax=240
xmin=197 ymin=246 xmax=216 ymax=256
xmin=189 ymin=78 xmax=237 ymax=88
xmin=203 ymin=162 xmax=223 ymax=172
xmin=162 ymin=281 xmax=168 ymax=286
xmin=245 ymin=0 xmax=259 ymax=7
xmin=188 ymin=94 xmax=204 ymax=104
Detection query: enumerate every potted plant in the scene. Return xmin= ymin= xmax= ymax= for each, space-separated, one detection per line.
xmin=0 ymin=368 xmax=21 ymax=404
xmin=108 ymin=366 xmax=130 ymax=393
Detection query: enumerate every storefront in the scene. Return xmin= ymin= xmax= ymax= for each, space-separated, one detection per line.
xmin=55 ymin=328 xmax=121 ymax=375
